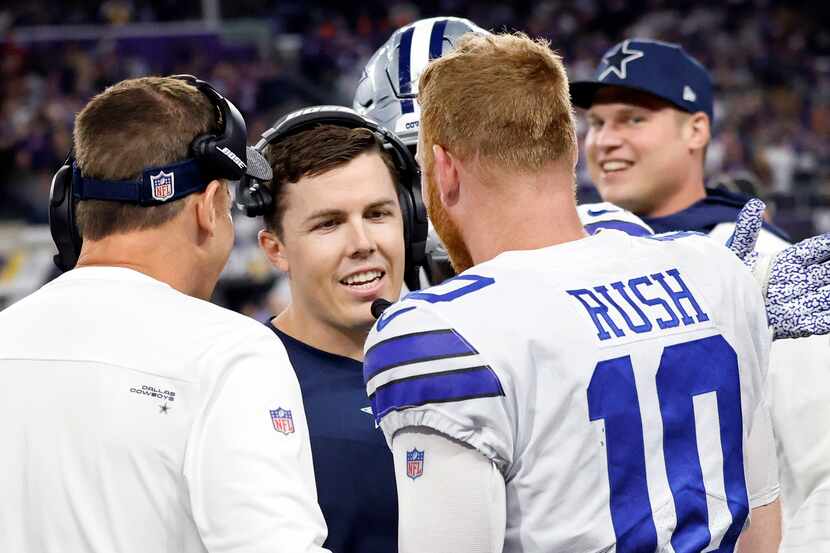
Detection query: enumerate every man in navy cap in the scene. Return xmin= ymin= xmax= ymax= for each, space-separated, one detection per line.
xmin=571 ymin=39 xmax=761 ymax=235
xmin=572 ymin=38 xmax=830 ymax=551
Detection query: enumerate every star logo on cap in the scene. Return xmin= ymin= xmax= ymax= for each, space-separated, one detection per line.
xmin=683 ymin=85 xmax=697 ymax=102
xmin=598 ymin=40 xmax=645 ymax=81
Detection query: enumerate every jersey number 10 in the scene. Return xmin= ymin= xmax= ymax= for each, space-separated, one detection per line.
xmin=587 ymin=335 xmax=748 ymax=553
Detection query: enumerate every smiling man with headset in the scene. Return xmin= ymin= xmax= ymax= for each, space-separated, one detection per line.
xmin=0 ymin=76 xmax=329 ymax=553
xmin=234 ymin=104 xmax=427 ymax=553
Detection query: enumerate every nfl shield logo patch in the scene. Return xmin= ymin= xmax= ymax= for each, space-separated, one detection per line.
xmin=406 ymin=448 xmax=424 ymax=480
xmin=150 ymin=170 xmax=175 ymax=202
xmin=270 ymin=407 xmax=295 ymax=435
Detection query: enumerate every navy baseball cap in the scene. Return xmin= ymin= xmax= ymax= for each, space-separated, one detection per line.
xmin=571 ymin=39 xmax=713 ymax=121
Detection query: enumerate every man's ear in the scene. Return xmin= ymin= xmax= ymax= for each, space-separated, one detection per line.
xmin=432 ymin=144 xmax=461 ymax=207
xmin=194 ymin=179 xmax=224 ymax=236
xmin=686 ymin=112 xmax=711 ymax=152
xmin=258 ymin=228 xmax=290 ymax=273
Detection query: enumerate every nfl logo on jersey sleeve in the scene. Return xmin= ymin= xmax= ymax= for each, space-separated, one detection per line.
xmin=270 ymin=407 xmax=295 ymax=435
xmin=406 ymin=449 xmax=424 ymax=479
xmin=150 ymin=170 xmax=175 ymax=202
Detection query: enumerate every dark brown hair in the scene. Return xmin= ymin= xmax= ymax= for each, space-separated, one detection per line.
xmin=262 ymin=124 xmax=399 ymax=236
xmin=73 ymin=76 xmax=216 ymax=240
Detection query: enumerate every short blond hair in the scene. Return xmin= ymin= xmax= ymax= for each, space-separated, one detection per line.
xmin=419 ymin=32 xmax=576 ymax=173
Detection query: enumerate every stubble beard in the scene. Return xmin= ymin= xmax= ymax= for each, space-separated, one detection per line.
xmin=425 ymin=173 xmax=475 ymax=274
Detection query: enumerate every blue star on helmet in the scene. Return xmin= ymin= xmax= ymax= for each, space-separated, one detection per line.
xmin=598 ymin=40 xmax=645 ymax=81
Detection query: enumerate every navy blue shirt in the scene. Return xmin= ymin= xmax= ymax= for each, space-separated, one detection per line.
xmin=642 ymin=185 xmax=790 ymax=240
xmin=267 ymin=323 xmax=397 ymax=553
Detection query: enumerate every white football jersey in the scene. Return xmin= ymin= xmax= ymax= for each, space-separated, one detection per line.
xmin=0 ymin=267 xmax=328 ymax=553
xmin=365 ymin=230 xmax=772 ymax=552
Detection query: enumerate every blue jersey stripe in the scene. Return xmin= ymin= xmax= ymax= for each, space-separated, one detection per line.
xmin=584 ymin=220 xmax=652 ymax=237
xmin=644 ymin=230 xmax=705 ymax=241
xmin=370 ymin=366 xmax=504 ymax=420
xmin=397 ymin=27 xmax=415 ymax=114
xmin=364 ymin=329 xmax=477 ymax=382
xmin=428 ymin=19 xmax=448 ymax=60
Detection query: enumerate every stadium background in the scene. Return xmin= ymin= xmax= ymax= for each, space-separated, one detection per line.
xmin=0 ymin=0 xmax=827 ymax=315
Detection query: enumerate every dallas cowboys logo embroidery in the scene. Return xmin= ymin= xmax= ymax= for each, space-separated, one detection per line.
xmin=598 ymin=40 xmax=645 ymax=81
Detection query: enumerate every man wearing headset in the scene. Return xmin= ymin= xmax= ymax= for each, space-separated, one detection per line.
xmin=0 ymin=76 xmax=329 ymax=553
xmin=236 ymin=105 xmax=427 ymax=553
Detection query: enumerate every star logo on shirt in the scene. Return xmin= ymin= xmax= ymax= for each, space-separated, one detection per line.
xmin=159 ymin=402 xmax=171 ymax=415
xmin=377 ymin=306 xmax=416 ymax=331
xmin=598 ymin=40 xmax=645 ymax=81
xmin=361 ymin=406 xmax=379 ymax=428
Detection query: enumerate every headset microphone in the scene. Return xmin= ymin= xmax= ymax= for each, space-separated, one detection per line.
xmin=371 ymin=298 xmax=393 ymax=319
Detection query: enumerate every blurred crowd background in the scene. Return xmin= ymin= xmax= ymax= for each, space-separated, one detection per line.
xmin=0 ymin=0 xmax=827 ymax=312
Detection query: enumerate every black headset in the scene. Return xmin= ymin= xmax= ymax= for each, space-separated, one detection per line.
xmin=235 ymin=105 xmax=429 ymax=291
xmin=48 ymin=74 xmax=268 ymax=272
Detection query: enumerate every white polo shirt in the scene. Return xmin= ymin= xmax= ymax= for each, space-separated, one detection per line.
xmin=0 ymin=267 xmax=329 ymax=553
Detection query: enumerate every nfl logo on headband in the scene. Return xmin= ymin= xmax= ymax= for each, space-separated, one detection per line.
xmin=150 ymin=170 xmax=175 ymax=202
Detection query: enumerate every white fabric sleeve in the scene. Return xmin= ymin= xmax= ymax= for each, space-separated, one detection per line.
xmin=184 ymin=331 xmax=330 ymax=553
xmin=745 ymin=395 xmax=780 ymax=509
xmin=392 ymin=426 xmax=505 ymax=553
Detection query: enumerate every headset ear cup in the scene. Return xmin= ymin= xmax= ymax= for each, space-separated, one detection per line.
xmin=398 ymin=186 xmax=413 ymax=263
xmin=48 ymin=160 xmax=82 ymax=271
xmin=397 ymin=169 xmax=428 ymax=291
xmin=235 ymin=178 xmax=272 ymax=218
xmin=408 ymin=177 xmax=427 ymax=266
xmin=253 ymin=182 xmax=273 ymax=218
xmin=400 ymin=193 xmax=420 ymax=291
xmin=191 ymin=134 xmax=214 ymax=159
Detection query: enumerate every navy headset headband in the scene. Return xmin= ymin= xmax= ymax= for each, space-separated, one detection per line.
xmin=235 ymin=105 xmax=428 ymax=291
xmin=48 ymin=74 xmax=270 ymax=271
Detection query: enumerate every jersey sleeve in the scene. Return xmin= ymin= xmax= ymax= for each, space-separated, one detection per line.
xmin=392 ymin=427 xmax=506 ymax=553
xmin=745 ymin=396 xmax=780 ymax=509
xmin=364 ymin=300 xmax=516 ymax=470
xmin=185 ymin=327 xmax=330 ymax=553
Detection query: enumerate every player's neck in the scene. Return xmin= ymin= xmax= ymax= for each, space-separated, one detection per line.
xmin=273 ymin=306 xmax=368 ymax=361
xmin=462 ymin=173 xmax=588 ymax=266
xmin=642 ymin=176 xmax=707 ymax=219
xmin=75 ymin=229 xmax=218 ymax=301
